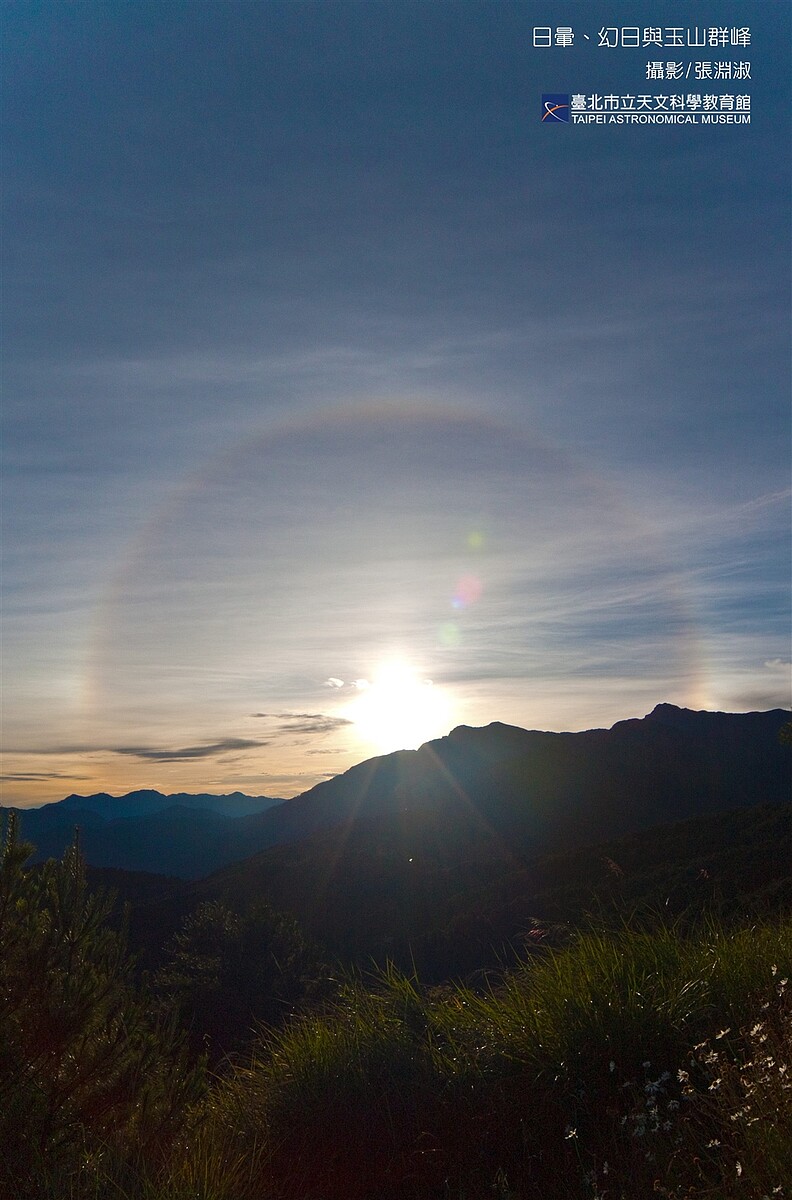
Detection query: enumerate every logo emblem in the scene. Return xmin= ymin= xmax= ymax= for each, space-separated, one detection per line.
xmin=542 ymin=94 xmax=569 ymax=122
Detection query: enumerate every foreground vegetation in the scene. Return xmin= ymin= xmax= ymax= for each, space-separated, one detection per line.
xmin=2 ymin=814 xmax=791 ymax=1199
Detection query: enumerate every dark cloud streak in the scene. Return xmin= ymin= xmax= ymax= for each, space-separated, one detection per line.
xmin=253 ymin=713 xmax=353 ymax=736
xmin=111 ymin=739 xmax=267 ymax=762
xmin=0 ymin=772 xmax=91 ymax=782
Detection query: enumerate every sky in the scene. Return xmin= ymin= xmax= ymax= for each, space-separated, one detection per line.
xmin=2 ymin=0 xmax=790 ymax=806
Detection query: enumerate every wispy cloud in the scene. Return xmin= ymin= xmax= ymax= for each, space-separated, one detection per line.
xmin=3 ymin=1 xmax=788 ymax=805
xmin=6 ymin=739 xmax=268 ymax=761
xmin=0 ymin=771 xmax=91 ymax=783
xmin=111 ymin=738 xmax=267 ymax=762
xmin=728 ymin=689 xmax=791 ymax=712
xmin=252 ymin=713 xmax=353 ymax=736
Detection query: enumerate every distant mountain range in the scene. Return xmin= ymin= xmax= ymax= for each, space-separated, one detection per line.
xmin=7 ymin=705 xmax=790 ymax=880
xmin=11 ymin=789 xmax=284 ymax=878
xmin=52 ymin=789 xmax=282 ymax=820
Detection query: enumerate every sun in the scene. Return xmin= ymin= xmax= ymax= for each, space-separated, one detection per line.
xmin=347 ymin=662 xmax=453 ymax=754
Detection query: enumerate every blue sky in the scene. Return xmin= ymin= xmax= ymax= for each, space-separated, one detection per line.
xmin=2 ymin=0 xmax=790 ymax=804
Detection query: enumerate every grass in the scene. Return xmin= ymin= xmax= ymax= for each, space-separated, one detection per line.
xmin=187 ymin=914 xmax=792 ymax=1199
xmin=12 ymin=914 xmax=792 ymax=1199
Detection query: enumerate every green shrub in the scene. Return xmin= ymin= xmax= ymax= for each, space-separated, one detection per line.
xmin=0 ymin=813 xmax=203 ymax=1198
xmin=193 ymin=915 xmax=792 ymax=1199
xmin=154 ymin=898 xmax=331 ymax=1060
xmin=4 ymin=810 xmax=790 ymax=1200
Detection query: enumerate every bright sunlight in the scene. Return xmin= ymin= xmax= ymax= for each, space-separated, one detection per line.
xmin=347 ymin=662 xmax=453 ymax=754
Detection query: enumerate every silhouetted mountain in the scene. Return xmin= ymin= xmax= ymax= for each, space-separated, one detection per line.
xmin=9 ymin=789 xmax=283 ymax=878
xmin=265 ymin=704 xmax=790 ymax=853
xmin=8 ymin=706 xmax=789 ymax=880
xmin=48 ymin=788 xmax=281 ymax=820
xmin=121 ymin=799 xmax=792 ymax=988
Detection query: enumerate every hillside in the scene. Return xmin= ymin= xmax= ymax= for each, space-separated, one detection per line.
xmin=269 ymin=704 xmax=790 ymax=852
xmin=8 ymin=789 xmax=283 ymax=877
xmin=9 ymin=808 xmax=792 ymax=1200
xmin=10 ymin=705 xmax=790 ymax=879
xmin=9 ymin=709 xmax=792 ymax=1195
xmin=123 ymin=799 xmax=792 ymax=985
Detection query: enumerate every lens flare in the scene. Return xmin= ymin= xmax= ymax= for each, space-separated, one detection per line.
xmin=438 ymin=621 xmax=460 ymax=647
xmin=452 ymin=573 xmax=483 ymax=610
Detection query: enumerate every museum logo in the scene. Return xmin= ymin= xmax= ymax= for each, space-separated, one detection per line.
xmin=541 ymin=94 xmax=569 ymax=122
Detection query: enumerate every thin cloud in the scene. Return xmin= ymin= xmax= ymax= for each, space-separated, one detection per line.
xmin=0 ymin=771 xmax=91 ymax=782
xmin=111 ymin=738 xmax=267 ymax=762
xmin=727 ymin=691 xmax=792 ymax=713
xmin=253 ymin=712 xmax=353 ymax=735
xmin=277 ymin=717 xmax=352 ymax=735
xmin=253 ymin=711 xmax=326 ymax=720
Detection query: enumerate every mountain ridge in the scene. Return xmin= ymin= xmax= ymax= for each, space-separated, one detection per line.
xmin=6 ymin=705 xmax=790 ymax=878
xmin=39 ymin=788 xmax=283 ymax=819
